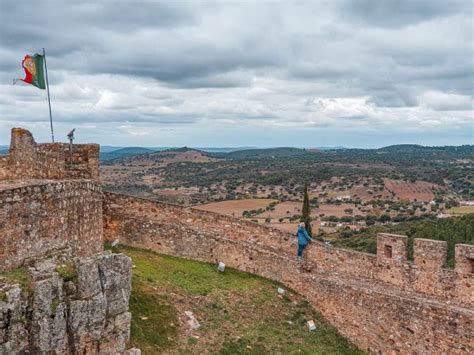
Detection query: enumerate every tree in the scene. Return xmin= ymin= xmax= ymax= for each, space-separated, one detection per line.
xmin=365 ymin=215 xmax=377 ymax=226
xmin=301 ymin=182 xmax=313 ymax=236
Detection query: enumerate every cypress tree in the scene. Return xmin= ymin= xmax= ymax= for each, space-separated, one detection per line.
xmin=301 ymin=182 xmax=312 ymax=236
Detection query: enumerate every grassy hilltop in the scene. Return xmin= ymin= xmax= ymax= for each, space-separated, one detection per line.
xmin=107 ymin=245 xmax=363 ymax=354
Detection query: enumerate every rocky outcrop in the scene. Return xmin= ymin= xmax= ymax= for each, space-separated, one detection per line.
xmin=0 ymin=251 xmax=133 ymax=354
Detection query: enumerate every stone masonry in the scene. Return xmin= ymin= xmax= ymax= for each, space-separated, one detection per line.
xmin=103 ymin=192 xmax=474 ymax=354
xmin=0 ymin=128 xmax=135 ymax=354
xmin=0 ymin=180 xmax=103 ymax=272
xmin=0 ymin=128 xmax=99 ymax=181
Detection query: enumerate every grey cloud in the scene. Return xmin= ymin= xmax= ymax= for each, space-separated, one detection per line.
xmin=339 ymin=0 xmax=467 ymax=28
xmin=0 ymin=0 xmax=472 ymax=146
xmin=363 ymin=82 xmax=418 ymax=108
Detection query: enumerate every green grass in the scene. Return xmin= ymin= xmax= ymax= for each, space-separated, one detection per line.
xmin=129 ymin=281 xmax=178 ymax=353
xmin=107 ymin=244 xmax=363 ymax=354
xmin=51 ymin=296 xmax=61 ymax=314
xmin=55 ymin=263 xmax=77 ymax=282
xmin=0 ymin=267 xmax=32 ymax=295
xmin=0 ymin=292 xmax=7 ymax=302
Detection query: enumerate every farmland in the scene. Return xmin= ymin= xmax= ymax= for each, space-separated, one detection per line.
xmin=101 ymin=144 xmax=473 ymax=235
xmin=448 ymin=206 xmax=474 ymax=215
xmin=193 ymin=199 xmax=277 ymax=217
xmin=383 ymin=178 xmax=442 ymax=202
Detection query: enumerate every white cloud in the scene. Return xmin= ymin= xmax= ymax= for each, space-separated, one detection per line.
xmin=418 ymin=91 xmax=473 ymax=111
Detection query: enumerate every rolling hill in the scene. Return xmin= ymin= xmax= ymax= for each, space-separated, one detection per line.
xmin=100 ymin=147 xmax=156 ymax=161
xmin=221 ymin=147 xmax=316 ymax=159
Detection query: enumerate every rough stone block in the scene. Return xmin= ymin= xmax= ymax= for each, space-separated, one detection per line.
xmin=455 ymin=244 xmax=474 ymax=275
xmin=98 ymin=253 xmax=132 ymax=317
xmin=377 ymin=233 xmax=407 ymax=262
xmin=100 ymin=311 xmax=132 ymax=354
xmin=0 ymin=252 xmax=132 ymax=354
xmin=68 ymin=294 xmax=107 ymax=346
xmin=30 ymin=270 xmax=68 ymax=353
xmin=414 ymin=238 xmax=447 ymax=269
xmin=75 ymin=257 xmax=101 ymax=298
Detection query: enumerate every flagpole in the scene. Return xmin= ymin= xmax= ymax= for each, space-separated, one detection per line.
xmin=43 ymin=48 xmax=54 ymax=142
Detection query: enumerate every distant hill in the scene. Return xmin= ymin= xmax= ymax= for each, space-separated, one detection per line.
xmin=221 ymin=147 xmax=315 ymax=159
xmin=146 ymin=147 xmax=217 ymax=164
xmin=99 ymin=144 xmax=474 ymax=162
xmin=102 ymin=146 xmax=219 ymax=167
xmin=100 ymin=146 xmax=252 ymax=156
xmin=377 ymin=144 xmax=474 ymax=154
xmin=100 ymin=146 xmax=125 ymax=153
xmin=161 ymin=147 xmax=201 ymax=154
xmin=100 ymin=147 xmax=155 ymax=161
xmin=310 ymin=146 xmax=346 ymax=150
xmin=197 ymin=147 xmax=257 ymax=153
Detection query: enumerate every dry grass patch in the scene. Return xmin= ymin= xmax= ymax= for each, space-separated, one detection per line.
xmin=194 ymin=199 xmax=278 ymax=217
xmin=384 ymin=178 xmax=441 ymax=202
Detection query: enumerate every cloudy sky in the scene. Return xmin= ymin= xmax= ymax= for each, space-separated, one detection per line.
xmin=0 ymin=0 xmax=472 ymax=148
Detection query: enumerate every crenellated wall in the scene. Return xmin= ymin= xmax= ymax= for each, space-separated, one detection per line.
xmin=0 ymin=128 xmax=99 ymax=181
xmin=371 ymin=234 xmax=472 ymax=303
xmin=103 ymin=192 xmax=474 ymax=354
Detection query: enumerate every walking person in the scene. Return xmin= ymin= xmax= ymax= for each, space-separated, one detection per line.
xmin=297 ymin=222 xmax=313 ymax=261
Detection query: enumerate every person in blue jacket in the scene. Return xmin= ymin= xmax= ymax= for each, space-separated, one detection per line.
xmin=297 ymin=222 xmax=313 ymax=260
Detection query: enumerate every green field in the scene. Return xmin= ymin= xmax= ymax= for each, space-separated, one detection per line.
xmin=107 ymin=245 xmax=363 ymax=354
xmin=448 ymin=206 xmax=474 ymax=215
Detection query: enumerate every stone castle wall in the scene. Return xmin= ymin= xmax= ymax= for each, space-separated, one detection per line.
xmin=2 ymin=127 xmax=472 ymax=353
xmin=0 ymin=128 xmax=99 ymax=181
xmin=0 ymin=179 xmax=103 ymax=272
xmin=103 ymin=192 xmax=474 ymax=354
xmin=0 ymin=129 xmax=135 ymax=354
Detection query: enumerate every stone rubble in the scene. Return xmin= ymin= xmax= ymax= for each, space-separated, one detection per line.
xmin=184 ymin=311 xmax=201 ymax=330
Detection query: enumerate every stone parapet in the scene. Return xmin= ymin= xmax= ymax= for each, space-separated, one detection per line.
xmin=103 ymin=191 xmax=473 ymax=353
xmin=0 ymin=128 xmax=99 ymax=181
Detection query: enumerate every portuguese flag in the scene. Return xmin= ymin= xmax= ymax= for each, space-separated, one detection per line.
xmin=19 ymin=54 xmax=46 ymax=89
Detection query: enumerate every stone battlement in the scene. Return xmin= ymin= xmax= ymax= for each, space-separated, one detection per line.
xmin=103 ymin=192 xmax=473 ymax=353
xmin=103 ymin=192 xmax=473 ymax=306
xmin=0 ymin=128 xmax=99 ymax=181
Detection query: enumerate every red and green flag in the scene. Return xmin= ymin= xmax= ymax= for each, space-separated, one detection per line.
xmin=16 ymin=54 xmax=46 ymax=89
